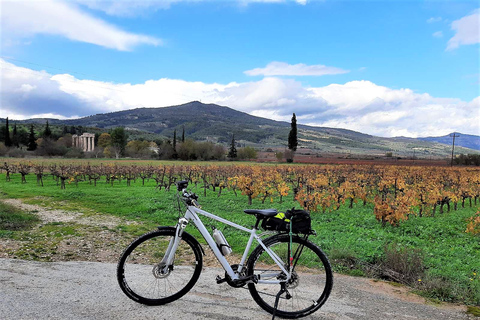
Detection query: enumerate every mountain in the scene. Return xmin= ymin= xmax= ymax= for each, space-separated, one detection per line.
xmin=7 ymin=101 xmax=479 ymax=158
xmin=418 ymin=133 xmax=480 ymax=151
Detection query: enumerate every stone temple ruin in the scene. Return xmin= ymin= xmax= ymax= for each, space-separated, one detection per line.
xmin=72 ymin=133 xmax=95 ymax=152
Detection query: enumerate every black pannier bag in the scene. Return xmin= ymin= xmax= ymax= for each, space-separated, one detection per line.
xmin=261 ymin=208 xmax=312 ymax=234
xmin=261 ymin=212 xmax=289 ymax=232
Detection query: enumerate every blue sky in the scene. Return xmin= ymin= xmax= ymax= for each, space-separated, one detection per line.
xmin=1 ymin=0 xmax=479 ymax=137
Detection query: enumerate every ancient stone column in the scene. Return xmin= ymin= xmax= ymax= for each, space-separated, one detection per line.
xmin=81 ymin=136 xmax=85 ymax=151
xmin=72 ymin=135 xmax=78 ymax=148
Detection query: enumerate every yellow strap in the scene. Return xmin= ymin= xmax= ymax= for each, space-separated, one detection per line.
xmin=274 ymin=212 xmax=290 ymax=223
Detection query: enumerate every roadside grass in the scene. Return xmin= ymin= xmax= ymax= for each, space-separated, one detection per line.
xmin=467 ymin=306 xmax=480 ymax=317
xmin=0 ymin=173 xmax=479 ymax=306
xmin=0 ymin=201 xmax=40 ymax=236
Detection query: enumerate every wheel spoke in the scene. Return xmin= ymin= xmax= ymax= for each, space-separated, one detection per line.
xmin=117 ymin=229 xmax=202 ymax=305
xmin=247 ymin=234 xmax=333 ymax=318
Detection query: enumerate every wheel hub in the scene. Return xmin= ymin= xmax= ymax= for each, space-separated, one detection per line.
xmin=286 ymin=271 xmax=299 ymax=289
xmin=152 ymin=263 xmax=171 ymax=279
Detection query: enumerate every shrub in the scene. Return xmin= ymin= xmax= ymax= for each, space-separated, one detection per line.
xmin=328 ymin=246 xmax=362 ymax=275
xmin=35 ymin=138 xmax=68 ymax=156
xmin=275 ymin=151 xmax=284 ymax=162
xmin=372 ymin=243 xmax=425 ymax=285
xmin=0 ymin=143 xmax=7 ymax=156
xmin=65 ymin=148 xmax=85 ymax=158
xmin=237 ymin=146 xmax=257 ymax=160
xmin=466 ymin=211 xmax=480 ymax=235
xmin=419 ymin=276 xmax=472 ymax=304
xmin=7 ymin=148 xmax=28 ymax=158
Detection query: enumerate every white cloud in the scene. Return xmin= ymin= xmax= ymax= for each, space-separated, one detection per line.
xmin=447 ymin=9 xmax=480 ymax=50
xmin=433 ymin=31 xmax=443 ymax=38
xmin=75 ymin=0 xmax=308 ymax=16
xmin=427 ymin=17 xmax=442 ymax=23
xmin=239 ymin=0 xmax=309 ymax=7
xmin=74 ymin=0 xmax=191 ymax=16
xmin=244 ymin=61 xmax=350 ymax=76
xmin=1 ymin=59 xmax=479 ymax=138
xmin=1 ymin=0 xmax=161 ymax=51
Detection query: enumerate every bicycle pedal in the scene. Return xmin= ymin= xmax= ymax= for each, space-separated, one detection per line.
xmin=216 ymin=275 xmax=227 ymax=284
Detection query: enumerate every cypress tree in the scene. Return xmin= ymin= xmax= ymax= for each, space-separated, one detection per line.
xmin=228 ymin=134 xmax=237 ymax=159
xmin=173 ymin=129 xmax=177 ymax=152
xmin=43 ymin=120 xmax=52 ymax=138
xmin=288 ymin=113 xmax=298 ymax=152
xmin=110 ymin=127 xmax=128 ymax=159
xmin=27 ymin=125 xmax=37 ymax=151
xmin=172 ymin=130 xmax=178 ymax=159
xmin=181 ymin=126 xmax=185 ymax=143
xmin=5 ymin=118 xmax=12 ymax=147
xmin=12 ymin=123 xmax=19 ymax=147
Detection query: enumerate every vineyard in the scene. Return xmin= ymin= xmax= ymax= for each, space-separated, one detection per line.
xmin=1 ymin=160 xmax=479 ymax=231
xmin=1 ymin=159 xmax=480 ymax=306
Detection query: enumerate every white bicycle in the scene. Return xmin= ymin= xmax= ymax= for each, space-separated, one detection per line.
xmin=117 ymin=180 xmax=333 ymax=319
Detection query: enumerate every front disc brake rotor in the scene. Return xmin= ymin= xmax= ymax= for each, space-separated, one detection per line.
xmin=152 ymin=263 xmax=171 ymax=279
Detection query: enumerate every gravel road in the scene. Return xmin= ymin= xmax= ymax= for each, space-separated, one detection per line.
xmin=0 ymin=258 xmax=473 ymax=320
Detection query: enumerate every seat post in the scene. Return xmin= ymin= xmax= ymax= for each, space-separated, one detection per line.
xmin=254 ymin=216 xmax=262 ymax=229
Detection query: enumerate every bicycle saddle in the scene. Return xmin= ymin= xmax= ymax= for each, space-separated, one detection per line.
xmin=243 ymin=209 xmax=278 ymax=217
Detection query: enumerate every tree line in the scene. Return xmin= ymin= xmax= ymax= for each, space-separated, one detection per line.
xmin=0 ymin=119 xmax=262 ymax=161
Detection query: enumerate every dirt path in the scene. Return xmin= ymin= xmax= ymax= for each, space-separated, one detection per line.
xmin=0 ymin=259 xmax=473 ymax=320
xmin=0 ymin=199 xmax=474 ymax=320
xmin=2 ymin=198 xmax=126 ymax=228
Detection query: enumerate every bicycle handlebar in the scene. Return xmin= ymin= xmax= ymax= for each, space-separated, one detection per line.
xmin=176 ymin=180 xmax=199 ymax=206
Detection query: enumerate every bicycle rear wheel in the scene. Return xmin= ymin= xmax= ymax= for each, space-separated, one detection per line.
xmin=247 ymin=234 xmax=333 ymax=319
xmin=117 ymin=227 xmax=203 ymax=305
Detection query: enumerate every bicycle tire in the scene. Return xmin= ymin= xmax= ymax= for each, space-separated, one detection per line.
xmin=117 ymin=227 xmax=203 ymax=305
xmin=246 ymin=234 xmax=333 ymax=319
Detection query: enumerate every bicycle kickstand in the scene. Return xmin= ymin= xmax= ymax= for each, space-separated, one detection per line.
xmin=271 ymin=282 xmax=287 ymax=320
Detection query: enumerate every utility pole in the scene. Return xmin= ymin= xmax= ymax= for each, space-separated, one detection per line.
xmin=450 ymin=133 xmax=460 ymax=167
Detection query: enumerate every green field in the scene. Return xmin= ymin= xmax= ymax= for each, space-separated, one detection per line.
xmin=0 ymin=171 xmax=479 ymax=306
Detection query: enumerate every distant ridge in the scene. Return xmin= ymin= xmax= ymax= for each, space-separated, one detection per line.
xmin=4 ymin=101 xmax=479 ymax=157
xmin=419 ymin=132 xmax=480 ymax=151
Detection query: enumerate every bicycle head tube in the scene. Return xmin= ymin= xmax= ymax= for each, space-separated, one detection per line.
xmin=177 ymin=217 xmax=188 ymax=237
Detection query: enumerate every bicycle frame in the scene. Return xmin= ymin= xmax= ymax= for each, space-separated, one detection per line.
xmin=165 ymin=205 xmax=291 ymax=284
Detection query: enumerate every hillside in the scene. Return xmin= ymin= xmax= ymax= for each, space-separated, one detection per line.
xmin=6 ymin=101 xmax=479 ymax=158
xmin=419 ymin=133 xmax=480 ymax=151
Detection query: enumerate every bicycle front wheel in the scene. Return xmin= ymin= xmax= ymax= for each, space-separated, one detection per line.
xmin=117 ymin=227 xmax=203 ymax=305
xmin=247 ymin=234 xmax=333 ymax=319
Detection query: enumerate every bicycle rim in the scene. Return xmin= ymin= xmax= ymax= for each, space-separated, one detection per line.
xmin=247 ymin=235 xmax=333 ymax=318
xmin=117 ymin=228 xmax=202 ymax=305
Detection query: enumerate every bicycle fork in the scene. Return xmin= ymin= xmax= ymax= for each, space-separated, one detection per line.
xmin=160 ymin=218 xmax=189 ymax=269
